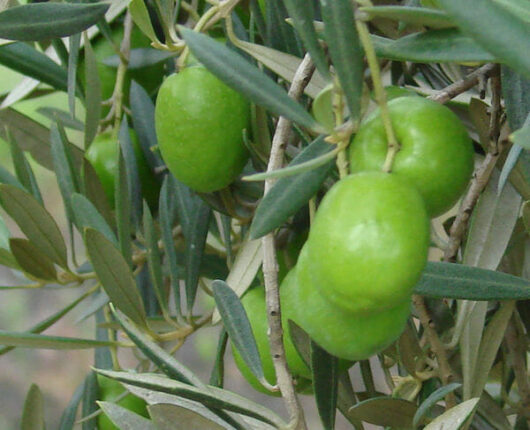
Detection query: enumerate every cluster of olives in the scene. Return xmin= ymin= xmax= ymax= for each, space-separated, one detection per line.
xmin=234 ymin=96 xmax=474 ymax=393
xmin=83 ymin=26 xmax=473 ymax=395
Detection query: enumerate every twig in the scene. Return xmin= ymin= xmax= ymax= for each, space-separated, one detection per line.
xmin=412 ymin=294 xmax=457 ymax=409
xmin=262 ymin=53 xmax=315 ymax=430
xmin=443 ymin=68 xmax=503 ymax=262
xmin=428 ymin=63 xmax=497 ymax=104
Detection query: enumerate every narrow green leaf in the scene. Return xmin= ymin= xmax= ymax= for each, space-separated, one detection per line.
xmin=58 ymin=380 xmax=85 ymax=430
xmin=209 ymin=329 xmax=228 ymax=388
xmin=10 ymin=238 xmax=57 ymax=281
xmin=243 ymin=145 xmax=337 ymax=181
xmin=185 ymin=199 xmax=211 ymax=311
xmin=129 ymin=0 xmax=160 ymax=43
xmin=51 ymin=122 xmax=79 ymax=223
xmin=94 ymin=369 xmax=286 ymax=428
xmin=360 ymin=6 xmax=455 ymax=29
xmin=320 ymin=0 xmax=363 ymax=122
xmin=7 ymin=131 xmax=43 ymax=204
xmin=97 ymin=401 xmax=156 ymax=430
xmin=36 ymin=107 xmax=84 ymax=131
xmin=82 ymin=159 xmax=115 ymax=231
xmin=149 ymin=403 xmax=225 ymax=430
xmin=84 ymin=228 xmax=147 ymax=329
xmin=413 ymin=383 xmax=462 ymax=427
xmin=348 ymin=397 xmax=417 ymax=428
xmin=113 ymin=310 xmax=245 ymax=429
xmin=112 ymin=309 xmax=203 ymax=386
xmin=0 ymin=330 xmax=119 ymax=349
xmin=415 ymin=262 xmax=530 ymax=300
xmin=173 ymin=178 xmax=199 ymax=239
xmin=212 ymin=237 xmax=262 ymax=324
xmin=266 ymin=0 xmax=303 ymax=56
xmin=159 ymin=176 xmax=181 ymax=316
xmin=179 ymin=27 xmax=322 ymax=133
xmin=424 ymin=397 xmax=480 ymax=430
xmin=0 ymin=108 xmax=83 ymax=172
xmin=21 ymin=384 xmax=45 ymax=430
xmin=82 ymin=371 xmax=98 ymax=430
xmin=0 ymin=42 xmax=68 ymax=92
xmin=143 ymin=201 xmax=169 ymax=314
xmin=0 ymin=3 xmax=109 ymax=41
xmin=130 ymin=81 xmax=164 ymax=170
xmin=372 ymin=30 xmax=495 ymax=63
xmin=212 ymin=280 xmax=264 ymax=382
xmin=71 ymin=193 xmax=117 ymax=245
xmin=0 ymin=165 xmax=23 ymax=190
xmin=471 ymin=301 xmax=516 ymax=398
xmin=0 ymin=184 xmax=68 ymax=269
xmin=250 ymin=135 xmax=334 ymax=239
xmin=311 ymin=340 xmax=339 ymax=430
xmin=119 ymin=118 xmax=142 ymax=225
xmin=0 ymin=288 xmax=93 ymax=356
xmin=83 ymin=34 xmax=101 ymax=149
xmin=68 ymin=33 xmax=82 ymax=118
xmin=115 ymin=152 xmax=133 ymax=268
xmin=439 ymin=0 xmax=530 ymax=78
xmin=283 ymin=0 xmax=330 ymax=79
xmin=232 ymin=40 xmax=328 ymax=99
xmin=0 ymin=248 xmax=19 ymax=270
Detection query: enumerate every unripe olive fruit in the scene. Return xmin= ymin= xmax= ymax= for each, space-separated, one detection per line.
xmin=292 ymin=246 xmax=411 ymax=361
xmin=349 ymin=96 xmax=474 ymax=216
xmin=97 ymin=374 xmax=148 ymax=430
xmin=304 ymin=172 xmax=429 ymax=314
xmin=85 ymin=130 xmax=160 ymax=209
xmin=155 ymin=66 xmax=250 ymax=193
xmin=231 ymin=284 xmax=312 ymax=396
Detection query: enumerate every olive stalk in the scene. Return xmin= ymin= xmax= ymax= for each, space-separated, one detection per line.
xmin=355 ymin=18 xmax=399 ymax=173
xmin=262 ymin=53 xmax=315 ymax=430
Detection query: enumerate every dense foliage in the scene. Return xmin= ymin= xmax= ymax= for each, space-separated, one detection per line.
xmin=0 ymin=0 xmax=529 ymax=429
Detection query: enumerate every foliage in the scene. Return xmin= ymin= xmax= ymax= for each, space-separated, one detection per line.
xmin=0 ymin=0 xmax=529 ymax=429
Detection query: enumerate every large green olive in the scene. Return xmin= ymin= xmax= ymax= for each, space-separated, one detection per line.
xmin=155 ymin=66 xmax=250 ymax=193
xmin=304 ymin=172 xmax=430 ymax=314
xmin=349 ymin=96 xmax=474 ymax=217
xmin=292 ymin=246 xmax=412 ymax=361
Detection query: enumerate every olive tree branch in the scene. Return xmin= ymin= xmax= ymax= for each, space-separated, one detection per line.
xmin=428 ymin=63 xmax=497 ymax=104
xmin=262 ymin=53 xmax=315 ymax=430
xmin=442 ymin=68 xmax=503 ymax=263
xmin=411 ymin=64 xmax=501 ymax=410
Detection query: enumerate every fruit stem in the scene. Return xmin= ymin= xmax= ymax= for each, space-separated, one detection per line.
xmin=355 ymin=18 xmax=399 ymax=173
xmin=178 ymin=4 xmax=220 ymax=68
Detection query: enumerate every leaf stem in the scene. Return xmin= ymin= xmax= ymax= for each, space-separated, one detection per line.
xmin=355 ymin=19 xmax=399 ymax=173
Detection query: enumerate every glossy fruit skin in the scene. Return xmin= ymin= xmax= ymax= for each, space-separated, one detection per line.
xmin=85 ymin=131 xmax=160 ymax=209
xmin=97 ymin=374 xmax=149 ymax=430
xmin=155 ymin=67 xmax=250 ymax=193
xmin=349 ymin=96 xmax=474 ymax=217
xmin=293 ymin=246 xmax=411 ymax=361
xmin=232 ymin=283 xmax=312 ymax=396
xmin=304 ymin=172 xmax=430 ymax=314
xmin=384 ymin=85 xmax=420 ymax=100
